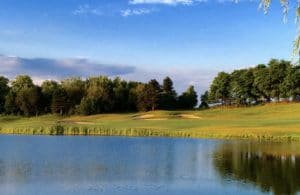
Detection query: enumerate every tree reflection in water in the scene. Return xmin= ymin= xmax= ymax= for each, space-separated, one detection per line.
xmin=213 ymin=141 xmax=300 ymax=195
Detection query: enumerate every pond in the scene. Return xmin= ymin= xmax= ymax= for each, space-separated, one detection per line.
xmin=0 ymin=135 xmax=299 ymax=195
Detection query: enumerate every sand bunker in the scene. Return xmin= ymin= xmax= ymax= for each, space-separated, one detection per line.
xmin=75 ymin=121 xmax=95 ymax=125
xmin=61 ymin=120 xmax=95 ymax=125
xmin=178 ymin=114 xmax=202 ymax=119
xmin=134 ymin=114 xmax=167 ymax=121
xmin=135 ymin=114 xmax=155 ymax=119
xmin=134 ymin=113 xmax=201 ymax=120
xmin=144 ymin=118 xmax=167 ymax=121
xmin=139 ymin=114 xmax=155 ymax=119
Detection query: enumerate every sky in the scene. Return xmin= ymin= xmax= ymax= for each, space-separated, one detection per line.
xmin=0 ymin=0 xmax=297 ymax=93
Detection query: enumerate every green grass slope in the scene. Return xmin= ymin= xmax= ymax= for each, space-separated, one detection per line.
xmin=1 ymin=103 xmax=300 ymax=140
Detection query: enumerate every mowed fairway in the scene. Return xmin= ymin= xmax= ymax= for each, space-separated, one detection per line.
xmin=1 ymin=103 xmax=300 ymax=140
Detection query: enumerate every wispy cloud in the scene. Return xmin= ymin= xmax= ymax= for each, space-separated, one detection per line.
xmin=72 ymin=0 xmax=247 ymax=18
xmin=129 ymin=0 xmax=207 ymax=5
xmin=121 ymin=8 xmax=156 ymax=17
xmin=128 ymin=0 xmax=255 ymax=5
xmin=73 ymin=4 xmax=103 ymax=16
xmin=73 ymin=4 xmax=155 ymax=17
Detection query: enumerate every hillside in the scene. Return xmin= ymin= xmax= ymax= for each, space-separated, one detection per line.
xmin=1 ymin=103 xmax=300 ymax=140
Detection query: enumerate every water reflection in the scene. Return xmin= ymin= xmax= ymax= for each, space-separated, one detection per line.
xmin=0 ymin=136 xmax=218 ymax=194
xmin=0 ymin=137 xmax=204 ymax=183
xmin=213 ymin=141 xmax=300 ymax=195
xmin=0 ymin=136 xmax=293 ymax=194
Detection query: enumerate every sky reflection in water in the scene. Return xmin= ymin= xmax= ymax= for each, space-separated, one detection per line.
xmin=0 ymin=136 xmax=298 ymax=195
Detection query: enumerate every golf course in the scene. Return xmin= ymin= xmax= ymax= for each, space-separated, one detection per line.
xmin=1 ymin=102 xmax=300 ymax=141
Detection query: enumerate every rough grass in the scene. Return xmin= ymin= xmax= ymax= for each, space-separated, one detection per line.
xmin=1 ymin=102 xmax=300 ymax=140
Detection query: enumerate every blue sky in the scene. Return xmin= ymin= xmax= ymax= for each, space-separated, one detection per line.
xmin=0 ymin=0 xmax=297 ymax=93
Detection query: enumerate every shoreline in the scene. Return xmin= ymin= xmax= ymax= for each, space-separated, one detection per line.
xmin=1 ymin=127 xmax=300 ymax=141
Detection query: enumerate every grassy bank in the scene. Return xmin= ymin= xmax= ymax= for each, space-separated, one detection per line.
xmin=1 ymin=103 xmax=300 ymax=140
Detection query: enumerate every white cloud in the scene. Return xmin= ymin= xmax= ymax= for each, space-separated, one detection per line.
xmin=121 ymin=8 xmax=155 ymax=17
xmin=73 ymin=4 xmax=102 ymax=16
xmin=0 ymin=55 xmax=19 ymax=72
xmin=129 ymin=0 xmax=206 ymax=5
xmin=0 ymin=55 xmax=135 ymax=81
xmin=0 ymin=54 xmax=216 ymax=94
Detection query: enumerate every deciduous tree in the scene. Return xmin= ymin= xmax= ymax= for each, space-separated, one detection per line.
xmin=0 ymin=76 xmax=9 ymax=113
xmin=209 ymin=72 xmax=231 ymax=105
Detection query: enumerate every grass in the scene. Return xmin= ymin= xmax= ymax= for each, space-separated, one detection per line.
xmin=1 ymin=102 xmax=300 ymax=140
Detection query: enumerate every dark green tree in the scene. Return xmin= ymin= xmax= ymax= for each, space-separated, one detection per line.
xmin=0 ymin=76 xmax=9 ymax=113
xmin=9 ymin=75 xmax=40 ymax=116
xmin=178 ymin=85 xmax=198 ymax=109
xmin=159 ymin=77 xmax=177 ymax=110
xmin=61 ymin=77 xmax=85 ymax=113
xmin=253 ymin=64 xmax=272 ymax=102
xmin=145 ymin=79 xmax=161 ymax=111
xmin=136 ymin=83 xmax=148 ymax=111
xmin=136 ymin=80 xmax=161 ymax=112
xmin=112 ymin=77 xmax=130 ymax=112
xmin=51 ymin=87 xmax=69 ymax=115
xmin=209 ymin=72 xmax=231 ymax=105
xmin=230 ymin=69 xmax=255 ymax=105
xmin=11 ymin=75 xmax=35 ymax=92
xmin=84 ymin=76 xmax=114 ymax=113
xmin=15 ymin=86 xmax=41 ymax=116
xmin=4 ymin=90 xmax=17 ymax=115
xmin=199 ymin=91 xmax=209 ymax=109
xmin=280 ymin=65 xmax=300 ymax=100
xmin=77 ymin=97 xmax=97 ymax=115
xmin=127 ymin=81 xmax=139 ymax=111
xmin=268 ymin=59 xmax=291 ymax=101
xmin=41 ymin=80 xmax=60 ymax=113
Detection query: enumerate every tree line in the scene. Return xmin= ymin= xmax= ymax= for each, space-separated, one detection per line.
xmin=1 ymin=58 xmax=296 ymax=117
xmin=0 ymin=75 xmax=198 ymax=116
xmin=208 ymin=59 xmax=300 ymax=105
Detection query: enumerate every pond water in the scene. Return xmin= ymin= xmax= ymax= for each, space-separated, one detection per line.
xmin=0 ymin=136 xmax=299 ymax=195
